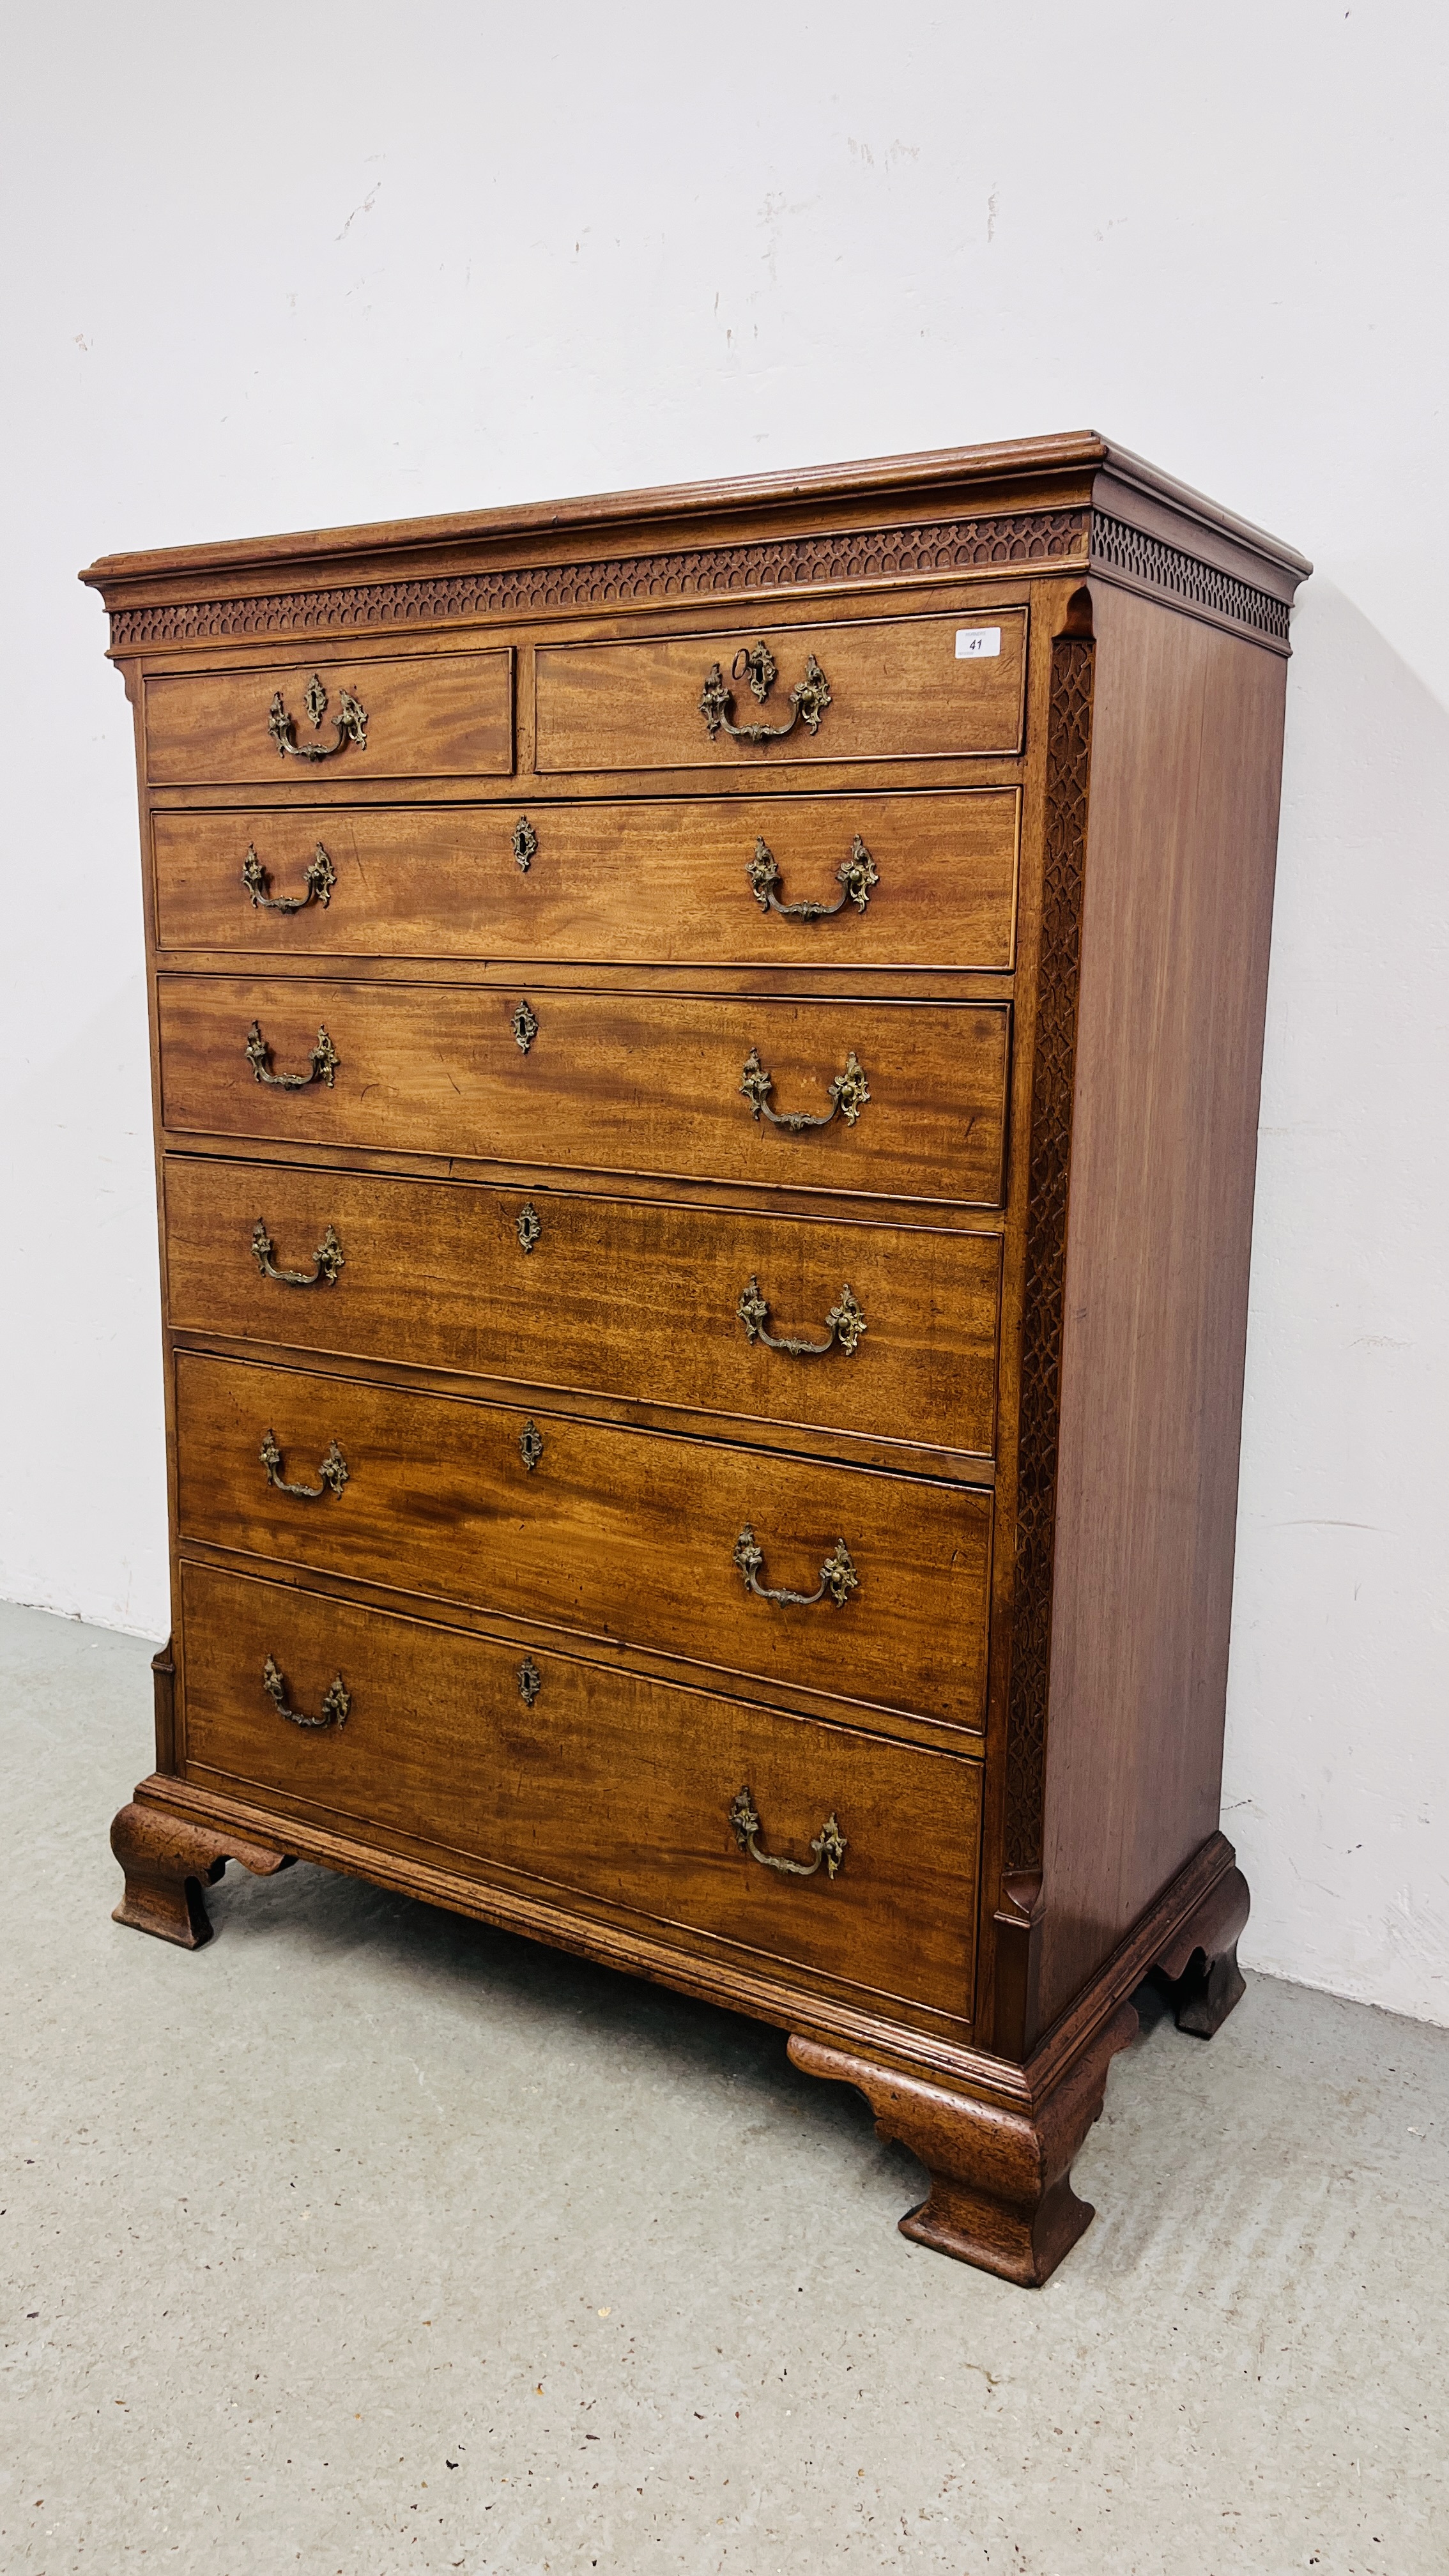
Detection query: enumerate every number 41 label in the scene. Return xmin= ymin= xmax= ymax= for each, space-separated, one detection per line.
xmin=956 ymin=627 xmax=1002 ymax=659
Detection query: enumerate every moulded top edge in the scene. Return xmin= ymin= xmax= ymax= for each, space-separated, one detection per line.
xmin=1096 ymin=443 xmax=1313 ymax=582
xmin=78 ymin=433 xmax=1310 ymax=613
xmin=79 ymin=433 xmax=1110 ymax=589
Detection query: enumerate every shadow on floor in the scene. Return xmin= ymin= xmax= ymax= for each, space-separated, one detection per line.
xmin=204 ymin=1850 xmax=1176 ymax=2221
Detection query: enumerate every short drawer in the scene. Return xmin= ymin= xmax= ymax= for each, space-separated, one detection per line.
xmin=164 ymin=1160 xmax=1001 ymax=1467
xmin=143 ymin=648 xmax=514 ymax=786
xmin=180 ymin=1561 xmax=982 ymax=2027
xmin=156 ymin=979 xmax=1010 ymax=1208
xmin=151 ymin=788 xmax=1020 ymax=969
xmin=175 ymin=1353 xmax=993 ymax=1733
xmin=535 ymin=606 xmax=1027 ymax=773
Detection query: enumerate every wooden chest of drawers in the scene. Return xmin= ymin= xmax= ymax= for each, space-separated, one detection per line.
xmin=86 ymin=434 xmax=1308 ymax=2284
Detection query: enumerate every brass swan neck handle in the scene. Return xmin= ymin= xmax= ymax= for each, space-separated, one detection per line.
xmin=732 ymin=1526 xmax=859 ymax=1609
xmin=242 ymin=842 xmax=337 ymax=914
xmin=245 ymin=1020 xmax=340 ymax=1089
xmin=730 ymin=1786 xmax=847 ymax=1880
xmin=251 ymin=1219 xmax=344 ymax=1288
xmin=268 ymin=675 xmax=368 ymax=762
xmin=259 ymin=1429 xmax=349 ymax=1501
xmin=262 ymin=1654 xmax=349 ymax=1730
xmin=739 ymin=1046 xmax=870 ymax=1133
xmin=736 ymin=1276 xmax=867 ymax=1358
xmin=747 ymin=834 xmax=878 ymax=921
xmin=700 ymin=645 xmax=832 ymax=746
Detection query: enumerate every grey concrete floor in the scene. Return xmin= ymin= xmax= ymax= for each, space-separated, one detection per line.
xmin=2 ymin=1601 xmax=1445 ymax=2575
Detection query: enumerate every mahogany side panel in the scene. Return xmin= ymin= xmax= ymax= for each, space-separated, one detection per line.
xmin=1034 ymin=581 xmax=1288 ymax=2028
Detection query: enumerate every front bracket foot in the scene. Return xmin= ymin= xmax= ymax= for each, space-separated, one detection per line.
xmin=788 ymin=2002 xmax=1138 ymax=2286
xmin=110 ymin=1800 xmax=291 ymax=1949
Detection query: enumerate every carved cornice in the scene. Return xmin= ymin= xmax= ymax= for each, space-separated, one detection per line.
xmin=106 ymin=510 xmax=1089 ymax=648
xmin=1090 ymin=511 xmax=1290 ymax=642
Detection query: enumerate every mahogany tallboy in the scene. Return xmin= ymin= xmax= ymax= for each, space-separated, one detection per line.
xmin=84 ymin=434 xmax=1308 ymax=2285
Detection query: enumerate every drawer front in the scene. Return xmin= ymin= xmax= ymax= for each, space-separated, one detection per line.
xmin=175 ymin=1354 xmax=993 ymax=1733
xmin=157 ymin=980 xmax=1010 ymax=1208
xmin=535 ymin=607 xmax=1027 ymax=774
xmin=180 ymin=1561 xmax=981 ymax=2025
xmin=151 ymin=788 xmax=1020 ymax=969
xmin=164 ymin=1161 xmax=1000 ymax=1464
xmin=144 ymin=649 xmax=514 ymax=786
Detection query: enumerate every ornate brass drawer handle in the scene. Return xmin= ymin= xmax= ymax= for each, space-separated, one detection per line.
xmin=730 ymin=1786 xmax=847 ymax=1880
xmin=736 ymin=1276 xmax=867 ymax=1358
xmin=732 ymin=1526 xmax=859 ymax=1608
xmin=242 ymin=841 xmax=337 ymax=913
xmin=747 ymin=834 xmax=878 ymax=921
xmin=262 ymin=1653 xmax=349 ymax=1731
xmin=268 ymin=674 xmax=368 ymax=762
xmin=700 ymin=645 xmax=831 ymax=747
xmin=259 ymin=1428 xmax=349 ymax=1501
xmin=251 ymin=1218 xmax=344 ymax=1288
xmin=740 ymin=1046 xmax=869 ymax=1132
xmin=245 ymin=1020 xmax=340 ymax=1089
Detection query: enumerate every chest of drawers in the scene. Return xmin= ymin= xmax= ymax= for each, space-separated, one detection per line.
xmin=86 ymin=434 xmax=1308 ymax=2285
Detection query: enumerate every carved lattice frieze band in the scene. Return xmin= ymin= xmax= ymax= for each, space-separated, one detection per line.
xmin=1004 ymin=631 xmax=1096 ymax=1874
xmin=106 ymin=510 xmax=1089 ymax=647
xmin=1090 ymin=512 xmax=1290 ymax=641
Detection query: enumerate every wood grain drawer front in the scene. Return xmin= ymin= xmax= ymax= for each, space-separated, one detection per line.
xmin=151 ymin=789 xmax=1020 ymax=969
xmin=157 ymin=981 xmax=1009 ymax=1208
xmin=180 ymin=1561 xmax=981 ymax=2025
xmin=164 ymin=1162 xmax=1001 ymax=1465
xmin=175 ymin=1354 xmax=992 ymax=1733
xmin=143 ymin=650 xmax=513 ymax=786
xmin=535 ymin=608 xmax=1027 ymax=774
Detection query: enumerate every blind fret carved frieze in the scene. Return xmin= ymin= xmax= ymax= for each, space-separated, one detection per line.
xmin=107 ymin=510 xmax=1089 ymax=647
xmin=1089 ymin=513 xmax=1290 ymax=641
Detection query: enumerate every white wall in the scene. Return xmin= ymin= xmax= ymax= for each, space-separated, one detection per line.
xmin=3 ymin=3 xmax=1445 ymax=2021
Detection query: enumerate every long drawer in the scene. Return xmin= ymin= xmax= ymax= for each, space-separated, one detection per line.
xmin=163 ymin=1160 xmax=1001 ymax=1464
xmin=144 ymin=648 xmax=514 ymax=785
xmin=151 ymin=788 xmax=1020 ymax=969
xmin=157 ymin=980 xmax=1011 ymax=1206
xmin=534 ymin=606 xmax=1027 ymax=772
xmin=179 ymin=1560 xmax=982 ymax=2026
xmin=175 ymin=1353 xmax=993 ymax=1733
